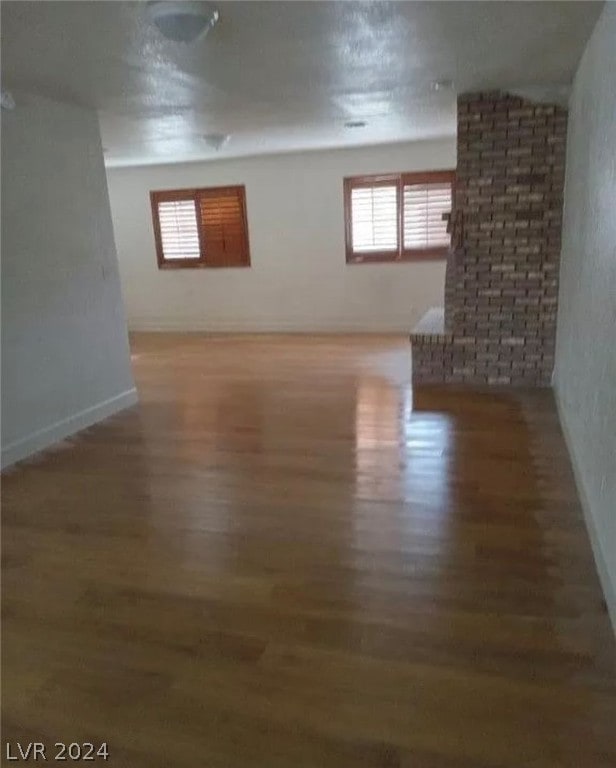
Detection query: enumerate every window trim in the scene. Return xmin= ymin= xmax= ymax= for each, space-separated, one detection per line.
xmin=343 ymin=170 xmax=455 ymax=264
xmin=150 ymin=185 xmax=251 ymax=270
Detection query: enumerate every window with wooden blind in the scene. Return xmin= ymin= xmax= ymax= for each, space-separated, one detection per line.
xmin=343 ymin=170 xmax=454 ymax=263
xmin=150 ymin=185 xmax=250 ymax=269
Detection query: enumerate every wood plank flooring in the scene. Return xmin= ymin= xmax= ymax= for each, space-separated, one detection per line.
xmin=2 ymin=334 xmax=615 ymax=767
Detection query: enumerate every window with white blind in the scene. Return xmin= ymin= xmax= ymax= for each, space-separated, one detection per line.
xmin=350 ymin=185 xmax=398 ymax=253
xmin=403 ymin=181 xmax=452 ymax=250
xmin=344 ymin=171 xmax=454 ymax=263
xmin=156 ymin=199 xmax=201 ymax=261
xmin=150 ymin=186 xmax=250 ymax=269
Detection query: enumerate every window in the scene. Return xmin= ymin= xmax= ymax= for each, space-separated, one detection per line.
xmin=343 ymin=170 xmax=454 ymax=263
xmin=150 ymin=185 xmax=250 ymax=269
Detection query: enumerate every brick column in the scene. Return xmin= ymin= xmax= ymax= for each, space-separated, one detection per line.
xmin=411 ymin=91 xmax=568 ymax=387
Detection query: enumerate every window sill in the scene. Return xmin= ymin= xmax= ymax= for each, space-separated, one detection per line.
xmin=157 ymin=261 xmax=250 ymax=270
xmin=346 ymin=248 xmax=449 ymax=264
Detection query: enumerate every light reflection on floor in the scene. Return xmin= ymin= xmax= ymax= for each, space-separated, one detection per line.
xmin=354 ymin=376 xmax=453 ymax=562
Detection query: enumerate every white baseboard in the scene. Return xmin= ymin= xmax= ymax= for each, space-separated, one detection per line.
xmin=1 ymin=388 xmax=139 ymax=470
xmin=127 ymin=316 xmax=415 ymax=334
xmin=554 ymin=386 xmax=616 ymax=636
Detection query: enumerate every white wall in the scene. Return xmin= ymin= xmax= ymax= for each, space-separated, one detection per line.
xmin=1 ymin=91 xmax=136 ymax=468
xmin=554 ymin=4 xmax=616 ymax=630
xmin=106 ymin=139 xmax=455 ymax=332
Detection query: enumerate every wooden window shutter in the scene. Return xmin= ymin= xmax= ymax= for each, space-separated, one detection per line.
xmin=197 ymin=186 xmax=250 ymax=267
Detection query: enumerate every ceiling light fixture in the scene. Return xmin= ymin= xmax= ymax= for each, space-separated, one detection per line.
xmin=344 ymin=120 xmax=367 ymax=129
xmin=146 ymin=1 xmax=219 ymax=44
xmin=431 ymin=79 xmax=454 ymax=92
xmin=203 ymin=132 xmax=229 ymax=151
xmin=1 ymin=89 xmax=16 ymax=111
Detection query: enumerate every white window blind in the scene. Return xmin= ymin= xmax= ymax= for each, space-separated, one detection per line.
xmin=350 ymin=185 xmax=398 ymax=253
xmin=403 ymin=182 xmax=452 ymax=250
xmin=157 ymin=199 xmax=200 ymax=260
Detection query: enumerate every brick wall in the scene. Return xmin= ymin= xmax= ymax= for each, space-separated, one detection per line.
xmin=412 ymin=91 xmax=567 ymax=386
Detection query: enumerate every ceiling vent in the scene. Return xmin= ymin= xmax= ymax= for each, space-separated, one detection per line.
xmin=147 ymin=1 xmax=219 ymax=44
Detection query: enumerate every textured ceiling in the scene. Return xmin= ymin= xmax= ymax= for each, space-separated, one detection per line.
xmin=1 ymin=1 xmax=602 ymax=166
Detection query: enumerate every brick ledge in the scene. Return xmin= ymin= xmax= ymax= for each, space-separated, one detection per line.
xmin=409 ymin=307 xmax=453 ymax=344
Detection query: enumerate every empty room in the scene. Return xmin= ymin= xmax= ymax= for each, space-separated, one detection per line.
xmin=1 ymin=1 xmax=615 ymax=765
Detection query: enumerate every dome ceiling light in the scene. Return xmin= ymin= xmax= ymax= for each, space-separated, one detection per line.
xmin=430 ymin=79 xmax=454 ymax=93
xmin=1 ymin=89 xmax=16 ymax=110
xmin=203 ymin=132 xmax=229 ymax=151
xmin=146 ymin=1 xmax=219 ymax=44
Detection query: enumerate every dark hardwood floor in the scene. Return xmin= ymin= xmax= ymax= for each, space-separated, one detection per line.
xmin=2 ymin=334 xmax=615 ymax=767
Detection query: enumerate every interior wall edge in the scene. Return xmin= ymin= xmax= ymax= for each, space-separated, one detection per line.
xmin=552 ymin=3 xmax=616 ymax=639
xmin=1 ymin=89 xmax=136 ymax=469
xmin=554 ymin=388 xmax=616 ymax=636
